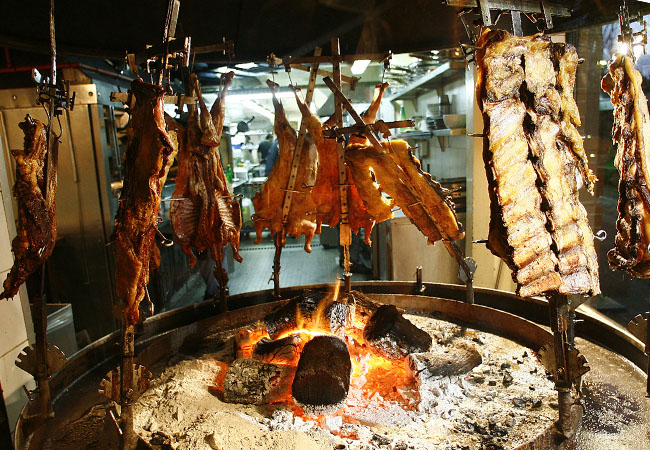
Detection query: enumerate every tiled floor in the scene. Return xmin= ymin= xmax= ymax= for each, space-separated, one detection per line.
xmin=165 ymin=232 xmax=371 ymax=311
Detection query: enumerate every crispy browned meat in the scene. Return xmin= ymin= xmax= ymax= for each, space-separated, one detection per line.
xmin=252 ymin=81 xmax=318 ymax=251
xmin=170 ymin=73 xmax=242 ymax=283
xmin=602 ymin=54 xmax=650 ymax=277
xmin=113 ymin=79 xmax=178 ymax=325
xmin=476 ymin=29 xmax=600 ymax=297
xmin=348 ymin=82 xmax=389 ymax=146
xmin=296 ymin=97 xmax=388 ymax=244
xmin=0 ymin=115 xmax=58 ymax=299
xmin=345 ymin=140 xmax=463 ymax=245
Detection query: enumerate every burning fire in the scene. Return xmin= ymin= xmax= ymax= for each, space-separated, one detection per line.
xmin=211 ymin=282 xmax=418 ymax=433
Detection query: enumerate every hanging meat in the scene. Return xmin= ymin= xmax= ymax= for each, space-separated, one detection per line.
xmin=602 ymin=54 xmax=650 ymax=277
xmin=0 ymin=115 xmax=58 ymax=299
xmin=345 ymin=139 xmax=463 ymax=244
xmin=170 ymin=72 xmax=243 ymax=286
xmin=295 ymin=88 xmax=392 ymax=244
xmin=348 ymin=82 xmax=389 ymax=146
xmin=475 ymin=29 xmax=600 ymax=297
xmin=252 ymin=80 xmax=318 ymax=252
xmin=112 ymin=79 xmax=178 ymax=325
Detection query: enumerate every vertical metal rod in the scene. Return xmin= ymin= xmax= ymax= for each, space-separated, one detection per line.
xmin=120 ymin=319 xmax=135 ymax=450
xmin=0 ymin=381 xmax=11 ymax=450
xmin=646 ymin=309 xmax=650 ymax=396
xmin=49 ymin=0 xmax=56 ymax=86
xmin=548 ymin=293 xmax=573 ymax=436
xmin=272 ymin=232 xmax=282 ymax=299
xmin=331 ymin=38 xmax=352 ymax=294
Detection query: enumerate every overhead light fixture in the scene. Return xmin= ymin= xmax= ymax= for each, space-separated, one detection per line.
xmin=236 ymin=62 xmax=257 ymax=70
xmin=351 ymin=59 xmax=371 ymax=75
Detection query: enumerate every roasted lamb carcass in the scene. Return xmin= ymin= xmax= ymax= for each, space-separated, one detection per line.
xmin=169 ymin=72 xmax=242 ymax=287
xmin=251 ymin=81 xmax=318 ymax=252
xmin=112 ymin=79 xmax=178 ymax=325
xmin=345 ymin=139 xmax=463 ymax=244
xmin=476 ymin=29 xmax=600 ymax=297
xmin=295 ymin=92 xmax=392 ymax=244
xmin=602 ymin=54 xmax=650 ymax=277
xmin=0 ymin=115 xmax=58 ymax=299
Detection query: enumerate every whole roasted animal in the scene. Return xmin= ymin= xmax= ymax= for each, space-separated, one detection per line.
xmin=476 ymin=29 xmax=600 ymax=297
xmin=252 ymin=80 xmax=318 ymax=252
xmin=170 ymin=72 xmax=242 ymax=288
xmin=345 ymin=139 xmax=463 ymax=244
xmin=602 ymin=54 xmax=650 ymax=277
xmin=295 ymin=86 xmax=392 ymax=244
xmin=0 ymin=115 xmax=58 ymax=299
xmin=112 ymin=79 xmax=178 ymax=325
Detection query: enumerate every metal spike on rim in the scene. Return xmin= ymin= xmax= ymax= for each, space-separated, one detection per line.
xmin=15 ymin=343 xmax=66 ymax=377
xmin=99 ymin=365 xmax=152 ymax=403
xmin=627 ymin=313 xmax=648 ymax=347
xmin=538 ymin=344 xmax=590 ymax=382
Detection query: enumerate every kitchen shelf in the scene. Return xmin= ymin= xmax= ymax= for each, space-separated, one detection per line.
xmin=387 ymin=61 xmax=465 ymax=102
xmin=431 ymin=128 xmax=466 ymax=136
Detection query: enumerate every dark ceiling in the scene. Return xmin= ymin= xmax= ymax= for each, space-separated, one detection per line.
xmin=1 ymin=0 xmax=648 ymax=64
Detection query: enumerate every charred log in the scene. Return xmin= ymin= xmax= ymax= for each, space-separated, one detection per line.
xmin=264 ymin=292 xmax=348 ymax=339
xmin=292 ymin=335 xmax=351 ymax=414
xmin=363 ymin=305 xmax=432 ymax=359
xmin=223 ymin=358 xmax=294 ymax=405
xmin=253 ymin=335 xmax=302 ymax=365
xmin=406 ymin=344 xmax=482 ymax=386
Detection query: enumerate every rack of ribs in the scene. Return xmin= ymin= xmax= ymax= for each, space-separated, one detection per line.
xmin=0 ymin=115 xmax=58 ymax=299
xmin=252 ymin=80 xmax=318 ymax=251
xmin=169 ymin=72 xmax=243 ymax=284
xmin=602 ymin=54 xmax=650 ymax=277
xmin=345 ymin=139 xmax=463 ymax=245
xmin=296 ymin=87 xmax=392 ymax=244
xmin=112 ymin=79 xmax=178 ymax=325
xmin=476 ymin=29 xmax=600 ymax=297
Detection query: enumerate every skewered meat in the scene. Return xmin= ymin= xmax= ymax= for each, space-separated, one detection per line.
xmin=112 ymin=79 xmax=178 ymax=324
xmin=476 ymin=29 xmax=600 ymax=297
xmin=295 ymin=93 xmax=391 ymax=244
xmin=602 ymin=54 xmax=650 ymax=277
xmin=170 ymin=72 xmax=242 ymax=282
xmin=0 ymin=115 xmax=58 ymax=299
xmin=348 ymin=82 xmax=389 ymax=146
xmin=252 ymin=81 xmax=318 ymax=251
xmin=345 ymin=140 xmax=463 ymax=244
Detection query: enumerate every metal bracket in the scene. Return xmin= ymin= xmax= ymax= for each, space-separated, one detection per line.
xmin=99 ymin=365 xmax=151 ymax=404
xmin=15 ymin=343 xmax=66 ymax=378
xmin=628 ymin=313 xmax=648 ymax=346
xmin=618 ymin=1 xmax=648 ymax=62
xmin=538 ymin=344 xmax=590 ymax=384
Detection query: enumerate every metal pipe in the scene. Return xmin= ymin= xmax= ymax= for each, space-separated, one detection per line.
xmin=0 ymin=381 xmax=13 ymax=449
xmin=272 ymin=232 xmax=282 ymax=299
xmin=120 ymin=320 xmax=135 ymax=450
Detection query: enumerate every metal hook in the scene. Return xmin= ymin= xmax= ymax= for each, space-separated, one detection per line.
xmin=594 ymin=230 xmax=607 ymax=242
xmin=155 ymin=228 xmax=174 ymax=247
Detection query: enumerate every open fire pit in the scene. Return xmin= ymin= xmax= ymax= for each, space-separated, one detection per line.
xmin=133 ymin=290 xmax=559 ymax=450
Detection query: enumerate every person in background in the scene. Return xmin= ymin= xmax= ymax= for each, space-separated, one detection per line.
xmin=257 ymin=133 xmax=273 ymax=164
xmin=265 ymin=138 xmax=279 ymax=177
xmin=241 ymin=135 xmax=255 ymax=163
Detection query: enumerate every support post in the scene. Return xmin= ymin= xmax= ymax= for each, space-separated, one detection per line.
xmin=272 ymin=232 xmax=282 ymax=299
xmin=330 ymin=38 xmax=352 ymax=294
xmin=120 ymin=318 xmax=135 ymax=450
xmin=0 ymin=381 xmax=11 ymax=449
xmin=547 ymin=293 xmax=577 ymax=438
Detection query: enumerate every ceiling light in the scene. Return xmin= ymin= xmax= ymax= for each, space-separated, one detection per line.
xmin=351 ymin=59 xmax=371 ymax=75
xmin=236 ymin=62 xmax=257 ymax=70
